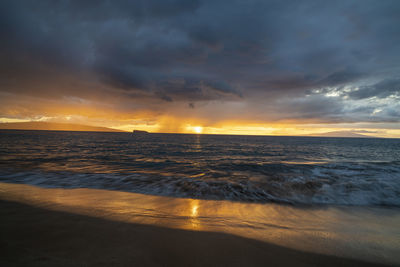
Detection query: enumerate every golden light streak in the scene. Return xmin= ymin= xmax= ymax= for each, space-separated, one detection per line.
xmin=0 ymin=117 xmax=30 ymax=123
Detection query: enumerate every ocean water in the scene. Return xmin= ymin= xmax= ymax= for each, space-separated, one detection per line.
xmin=0 ymin=130 xmax=399 ymax=206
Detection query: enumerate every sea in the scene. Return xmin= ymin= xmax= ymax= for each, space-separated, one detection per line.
xmin=1 ymin=129 xmax=399 ymax=207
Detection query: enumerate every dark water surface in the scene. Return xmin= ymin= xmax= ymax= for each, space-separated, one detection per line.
xmin=1 ymin=130 xmax=399 ymax=206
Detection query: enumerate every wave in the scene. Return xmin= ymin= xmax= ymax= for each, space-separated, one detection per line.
xmin=1 ymin=161 xmax=400 ymax=207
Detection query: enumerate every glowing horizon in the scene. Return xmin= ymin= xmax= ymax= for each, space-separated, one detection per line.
xmin=1 ymin=116 xmax=399 ymax=138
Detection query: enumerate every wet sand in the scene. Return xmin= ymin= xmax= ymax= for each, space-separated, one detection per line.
xmin=0 ymin=182 xmax=398 ymax=266
xmin=0 ymin=199 xmax=389 ymax=267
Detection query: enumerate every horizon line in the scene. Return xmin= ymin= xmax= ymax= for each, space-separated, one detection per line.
xmin=0 ymin=128 xmax=393 ymax=139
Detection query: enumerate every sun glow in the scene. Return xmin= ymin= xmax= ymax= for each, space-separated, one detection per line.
xmin=193 ymin=126 xmax=203 ymax=134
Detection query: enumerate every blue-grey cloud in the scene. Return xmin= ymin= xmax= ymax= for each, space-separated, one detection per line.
xmin=348 ymin=78 xmax=400 ymax=100
xmin=0 ymin=0 xmax=400 ymax=123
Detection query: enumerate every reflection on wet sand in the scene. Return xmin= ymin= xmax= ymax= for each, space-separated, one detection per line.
xmin=0 ymin=182 xmax=399 ymax=265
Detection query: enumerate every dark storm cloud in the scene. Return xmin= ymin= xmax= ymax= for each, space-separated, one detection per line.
xmin=348 ymin=78 xmax=400 ymax=100
xmin=1 ymin=0 xmax=400 ymax=122
xmin=315 ymin=70 xmax=366 ymax=88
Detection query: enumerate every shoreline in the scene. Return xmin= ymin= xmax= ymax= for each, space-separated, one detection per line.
xmin=0 ymin=182 xmax=399 ymax=266
xmin=0 ymin=199 xmax=389 ymax=267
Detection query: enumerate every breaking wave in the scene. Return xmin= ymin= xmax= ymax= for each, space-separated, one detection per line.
xmin=1 ymin=161 xmax=399 ymax=206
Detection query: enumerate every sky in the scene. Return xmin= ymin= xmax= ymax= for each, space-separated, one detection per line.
xmin=1 ymin=0 xmax=400 ymax=137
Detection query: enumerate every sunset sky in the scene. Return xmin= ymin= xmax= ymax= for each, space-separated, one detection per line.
xmin=1 ymin=0 xmax=400 ymax=137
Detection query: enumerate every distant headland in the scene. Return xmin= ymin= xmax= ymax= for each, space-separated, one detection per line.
xmin=0 ymin=122 xmax=125 ymax=133
xmin=132 ymin=130 xmax=150 ymax=134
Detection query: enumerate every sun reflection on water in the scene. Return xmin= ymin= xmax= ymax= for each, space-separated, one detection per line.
xmin=189 ymin=199 xmax=200 ymax=229
xmin=191 ymin=203 xmax=198 ymax=217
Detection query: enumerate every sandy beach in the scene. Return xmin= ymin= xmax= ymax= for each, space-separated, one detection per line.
xmin=0 ymin=199 xmax=390 ymax=267
xmin=1 ymin=182 xmax=398 ymax=266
